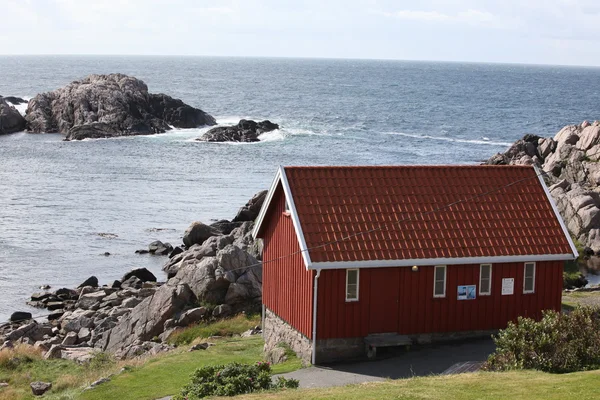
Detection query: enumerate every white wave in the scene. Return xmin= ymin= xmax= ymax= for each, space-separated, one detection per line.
xmin=385 ymin=131 xmax=512 ymax=147
xmin=5 ymin=96 xmax=31 ymax=116
xmin=258 ymin=129 xmax=285 ymax=142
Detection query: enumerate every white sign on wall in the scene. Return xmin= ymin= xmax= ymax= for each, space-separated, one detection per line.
xmin=502 ymin=278 xmax=515 ymax=295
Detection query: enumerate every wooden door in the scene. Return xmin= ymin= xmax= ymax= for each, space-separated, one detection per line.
xmin=368 ymin=268 xmax=400 ymax=334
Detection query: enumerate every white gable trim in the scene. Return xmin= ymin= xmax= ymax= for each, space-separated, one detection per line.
xmin=308 ymin=253 xmax=576 ymax=270
xmin=252 ymin=166 xmax=312 ymax=269
xmin=533 ymin=165 xmax=579 ymax=259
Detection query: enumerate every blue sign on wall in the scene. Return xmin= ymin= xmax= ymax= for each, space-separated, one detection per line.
xmin=457 ymin=285 xmax=476 ymax=300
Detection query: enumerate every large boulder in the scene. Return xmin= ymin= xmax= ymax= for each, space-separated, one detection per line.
xmin=121 ymin=268 xmax=157 ymax=283
xmin=182 ymin=221 xmax=220 ymax=248
xmin=0 ymin=97 xmax=26 ymax=134
xmin=25 ymin=74 xmax=216 ymax=140
xmin=169 ymin=244 xmax=261 ymax=311
xmin=101 ymin=283 xmax=195 ymax=354
xmin=198 ymin=119 xmax=279 ymax=143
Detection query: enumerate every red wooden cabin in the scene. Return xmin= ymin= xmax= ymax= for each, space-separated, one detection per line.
xmin=252 ymin=165 xmax=577 ymax=364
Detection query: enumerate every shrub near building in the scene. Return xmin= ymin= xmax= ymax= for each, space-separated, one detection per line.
xmin=174 ymin=361 xmax=298 ymax=399
xmin=485 ymin=307 xmax=600 ymax=373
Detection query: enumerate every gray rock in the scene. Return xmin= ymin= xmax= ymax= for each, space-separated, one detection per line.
xmin=121 ymin=276 xmax=143 ymax=289
xmin=60 ymin=346 xmax=95 ymax=363
xmin=183 ymin=221 xmax=220 ymax=248
xmin=121 ymin=268 xmax=157 ymax=283
xmin=265 ymin=346 xmax=287 ymax=364
xmin=30 ymin=381 xmax=52 ymax=396
xmin=44 ymin=344 xmax=64 ymax=359
xmin=78 ymin=327 xmax=91 ymax=342
xmin=213 ymin=304 xmax=232 ymax=318
xmin=189 ymin=342 xmax=210 ymax=351
xmin=77 ymin=291 xmax=106 ymax=309
xmin=62 ymin=332 xmax=78 ymax=345
xmin=198 ymin=119 xmax=279 ymax=143
xmin=101 ymin=283 xmax=195 ymax=354
xmin=10 ymin=311 xmax=32 ymax=322
xmin=78 ymin=276 xmax=99 ymax=288
xmin=122 ymin=297 xmax=142 ymax=308
xmin=232 ymin=190 xmax=268 ymax=222
xmin=178 ymin=307 xmax=207 ymax=326
xmin=25 ymin=74 xmax=216 ymax=139
xmin=149 ymin=240 xmax=173 ymax=255
xmin=0 ymin=97 xmax=26 ymax=135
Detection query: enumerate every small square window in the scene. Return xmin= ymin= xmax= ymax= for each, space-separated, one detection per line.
xmin=346 ymin=269 xmax=359 ymax=301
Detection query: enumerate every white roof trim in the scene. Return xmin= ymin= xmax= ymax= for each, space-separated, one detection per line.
xmin=252 ymin=166 xmax=313 ymax=270
xmin=534 ymin=165 xmax=579 ymax=259
xmin=252 ymin=167 xmax=283 ymax=240
xmin=309 ymin=253 xmax=576 ymax=270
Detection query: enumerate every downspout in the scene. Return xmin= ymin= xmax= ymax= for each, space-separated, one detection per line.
xmin=311 ymin=269 xmax=321 ymax=365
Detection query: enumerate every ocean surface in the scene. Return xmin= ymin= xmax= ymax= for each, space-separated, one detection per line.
xmin=1 ymin=56 xmax=600 ymax=321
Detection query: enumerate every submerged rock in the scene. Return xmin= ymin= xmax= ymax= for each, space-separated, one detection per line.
xmin=25 ymin=74 xmax=216 ymax=140
xmin=198 ymin=119 xmax=279 ymax=142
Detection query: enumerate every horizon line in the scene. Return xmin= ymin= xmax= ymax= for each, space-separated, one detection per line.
xmin=0 ymin=53 xmax=599 ymax=69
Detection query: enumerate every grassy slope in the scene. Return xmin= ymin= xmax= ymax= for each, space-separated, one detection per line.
xmin=79 ymin=337 xmax=301 ymax=400
xmin=0 ymin=315 xmax=301 ymax=400
xmin=238 ymin=369 xmax=600 ymax=400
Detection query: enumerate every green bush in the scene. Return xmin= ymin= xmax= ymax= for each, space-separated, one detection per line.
xmin=484 ymin=306 xmax=600 ymax=373
xmin=174 ymin=361 xmax=299 ymax=399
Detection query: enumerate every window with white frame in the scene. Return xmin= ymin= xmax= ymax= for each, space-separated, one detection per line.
xmin=479 ymin=264 xmax=492 ymax=295
xmin=434 ymin=265 xmax=446 ymax=298
xmin=524 ymin=262 xmax=536 ymax=293
xmin=345 ymin=269 xmax=359 ymax=301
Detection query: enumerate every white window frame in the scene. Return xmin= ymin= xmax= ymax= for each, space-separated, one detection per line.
xmin=523 ymin=262 xmax=536 ymax=294
xmin=433 ymin=265 xmax=447 ymax=298
xmin=345 ymin=269 xmax=359 ymax=302
xmin=479 ymin=264 xmax=492 ymax=296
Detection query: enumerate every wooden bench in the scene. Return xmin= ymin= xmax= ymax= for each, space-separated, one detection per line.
xmin=364 ymin=333 xmax=413 ymax=359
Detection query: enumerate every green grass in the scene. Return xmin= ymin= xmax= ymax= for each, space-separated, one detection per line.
xmin=168 ymin=314 xmax=261 ymax=346
xmin=80 ymin=336 xmax=301 ymax=400
xmin=0 ymin=345 xmax=117 ymax=400
xmin=236 ymin=369 xmax=600 ymax=400
xmin=0 ymin=316 xmax=301 ymax=400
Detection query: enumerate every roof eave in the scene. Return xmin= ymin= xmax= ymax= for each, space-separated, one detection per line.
xmin=308 ymin=253 xmax=577 ymax=270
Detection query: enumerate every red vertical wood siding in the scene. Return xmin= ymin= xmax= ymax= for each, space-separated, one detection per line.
xmin=260 ymin=185 xmax=314 ymax=339
xmin=317 ymin=261 xmax=563 ymax=339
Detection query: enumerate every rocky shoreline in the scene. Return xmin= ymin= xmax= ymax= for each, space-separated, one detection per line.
xmin=0 ymin=190 xmax=267 ymax=361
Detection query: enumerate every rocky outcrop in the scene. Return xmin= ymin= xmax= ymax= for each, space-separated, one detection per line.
xmin=100 ymin=282 xmax=194 ymax=355
xmin=0 ymin=97 xmax=26 ymax=134
xmin=169 ymin=244 xmax=262 ymax=311
xmin=25 ymin=74 xmax=216 ymax=140
xmin=198 ymin=119 xmax=279 ymax=142
xmin=233 ymin=190 xmax=268 ymax=222
xmin=487 ymin=120 xmax=600 ymax=254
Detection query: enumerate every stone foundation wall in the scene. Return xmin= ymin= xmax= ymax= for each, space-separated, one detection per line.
xmin=263 ymin=308 xmax=312 ymax=365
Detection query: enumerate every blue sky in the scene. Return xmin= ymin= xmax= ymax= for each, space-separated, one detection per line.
xmin=1 ymin=0 xmax=598 ymax=66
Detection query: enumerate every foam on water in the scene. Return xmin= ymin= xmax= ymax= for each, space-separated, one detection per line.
xmin=385 ymin=131 xmax=512 ymax=147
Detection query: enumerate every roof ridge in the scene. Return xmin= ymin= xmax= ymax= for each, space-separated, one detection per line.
xmin=283 ymin=165 xmax=533 ymax=169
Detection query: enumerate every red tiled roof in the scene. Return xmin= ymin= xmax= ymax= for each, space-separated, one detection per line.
xmin=282 ymin=165 xmax=574 ymax=263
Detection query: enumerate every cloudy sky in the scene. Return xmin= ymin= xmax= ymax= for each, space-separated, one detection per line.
xmin=1 ymin=0 xmax=599 ymax=66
